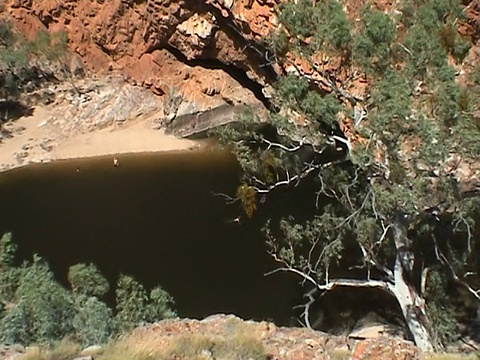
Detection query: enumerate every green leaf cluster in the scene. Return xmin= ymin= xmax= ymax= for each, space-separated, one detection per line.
xmin=115 ymin=274 xmax=176 ymax=333
xmin=0 ymin=233 xmax=177 ymax=346
xmin=276 ymin=75 xmax=341 ymax=130
xmin=353 ymin=8 xmax=396 ymax=73
xmin=277 ymin=0 xmax=352 ymax=55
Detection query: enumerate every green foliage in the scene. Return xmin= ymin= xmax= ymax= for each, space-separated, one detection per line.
xmin=368 ymin=70 xmax=413 ymax=148
xmin=217 ymin=0 xmax=478 ymax=349
xmin=0 ymin=19 xmax=15 ymax=47
xmin=68 ymin=263 xmax=109 ymax=299
xmin=277 ymin=0 xmax=351 ymax=55
xmin=0 ymin=232 xmax=16 ymax=267
xmin=472 ymin=64 xmax=480 ymax=86
xmin=404 ymin=23 xmax=447 ymax=80
xmin=115 ymin=275 xmax=176 ymax=333
xmin=438 ymin=24 xmax=471 ymax=63
xmin=425 ymin=269 xmax=459 ymax=345
xmin=401 ymin=0 xmax=467 ymax=80
xmin=115 ymin=275 xmax=148 ymax=331
xmin=0 ymin=235 xmax=17 ymax=314
xmin=145 ymin=287 xmax=177 ymax=321
xmin=0 ymin=255 xmax=74 ymax=345
xmin=27 ymin=30 xmax=69 ymax=65
xmin=354 ymin=8 xmax=396 ymax=73
xmin=276 ymin=74 xmax=310 ymax=106
xmin=73 ymin=296 xmax=114 ymax=346
xmin=0 ymin=234 xmax=177 ymax=346
xmin=276 ymin=74 xmax=341 ymax=130
xmin=433 ymin=76 xmax=460 ymax=128
xmin=0 ymin=19 xmax=26 ymax=68
xmin=0 ymin=21 xmax=69 ymax=100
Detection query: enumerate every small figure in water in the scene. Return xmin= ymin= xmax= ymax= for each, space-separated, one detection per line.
xmin=224 ymin=216 xmax=243 ymax=225
xmin=113 ymin=157 xmax=119 ymax=167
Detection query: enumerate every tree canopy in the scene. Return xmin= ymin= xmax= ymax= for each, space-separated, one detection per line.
xmin=217 ymin=0 xmax=480 ymax=351
xmin=0 ymin=233 xmax=177 ymax=346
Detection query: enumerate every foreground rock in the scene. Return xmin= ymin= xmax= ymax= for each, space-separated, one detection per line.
xmin=6 ymin=315 xmax=479 ymax=359
xmin=110 ymin=314 xmax=418 ymax=360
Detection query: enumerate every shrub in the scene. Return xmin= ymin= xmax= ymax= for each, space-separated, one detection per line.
xmin=404 ymin=24 xmax=447 ymax=80
xmin=354 ymin=8 xmax=396 ymax=73
xmin=73 ymin=296 xmax=114 ymax=346
xmin=68 ymin=263 xmax=109 ymax=299
xmin=165 ymin=334 xmax=267 ymax=360
xmin=0 ymin=233 xmax=177 ymax=347
xmin=368 ymin=70 xmax=412 ymax=149
xmin=275 ymin=74 xmax=341 ymax=130
xmin=0 ymin=19 xmax=15 ymax=48
xmin=115 ymin=275 xmax=176 ymax=333
xmin=0 ymin=233 xmax=20 ymax=303
xmin=145 ymin=286 xmax=177 ymax=321
xmin=0 ymin=256 xmax=75 ymax=345
xmin=277 ymin=0 xmax=351 ymax=55
xmin=438 ymin=23 xmax=471 ymax=63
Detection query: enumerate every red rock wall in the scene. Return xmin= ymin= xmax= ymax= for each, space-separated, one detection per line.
xmin=5 ymin=0 xmax=283 ymax=108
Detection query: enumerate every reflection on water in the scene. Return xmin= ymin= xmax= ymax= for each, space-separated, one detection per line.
xmin=0 ymin=150 xmax=300 ymax=324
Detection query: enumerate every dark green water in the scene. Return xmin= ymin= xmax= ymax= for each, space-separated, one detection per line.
xmin=0 ymin=150 xmax=300 ymax=324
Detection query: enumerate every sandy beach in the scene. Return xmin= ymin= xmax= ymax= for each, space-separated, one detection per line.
xmin=0 ymin=105 xmax=200 ymax=173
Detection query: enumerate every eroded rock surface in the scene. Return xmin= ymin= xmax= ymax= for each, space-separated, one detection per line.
xmin=116 ymin=314 xmax=419 ymax=360
xmin=5 ymin=0 xmax=282 ymax=112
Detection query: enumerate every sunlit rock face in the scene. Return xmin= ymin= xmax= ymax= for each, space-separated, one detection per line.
xmin=6 ymin=0 xmax=285 ymax=111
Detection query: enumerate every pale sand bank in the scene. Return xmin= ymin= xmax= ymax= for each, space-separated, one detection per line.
xmin=0 ymin=106 xmax=200 ymax=173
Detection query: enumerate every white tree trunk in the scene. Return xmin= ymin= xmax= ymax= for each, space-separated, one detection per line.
xmin=390 ymin=212 xmax=435 ymax=352
xmin=389 ymin=256 xmax=435 ymax=352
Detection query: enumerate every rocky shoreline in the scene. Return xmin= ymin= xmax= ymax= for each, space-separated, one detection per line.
xmin=0 ymin=76 xmax=239 ymax=174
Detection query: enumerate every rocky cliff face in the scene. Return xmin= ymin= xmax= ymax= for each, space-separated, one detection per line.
xmin=4 ymin=0 xmax=478 ymax=129
xmin=6 ymin=0 xmax=285 ymax=113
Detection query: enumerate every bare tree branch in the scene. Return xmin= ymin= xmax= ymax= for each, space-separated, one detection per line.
xmin=453 ymin=213 xmax=473 ymax=253
xmin=211 ymin=191 xmax=239 ymax=204
xmin=432 ymin=234 xmax=480 ymax=302
xmin=252 ymin=162 xmax=322 ymax=193
xmin=261 ymin=137 xmax=304 ymax=152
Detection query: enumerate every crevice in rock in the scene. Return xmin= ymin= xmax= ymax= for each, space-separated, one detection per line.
xmin=163 ymin=44 xmax=272 ymax=110
xmin=197 ymin=2 xmax=278 ymax=82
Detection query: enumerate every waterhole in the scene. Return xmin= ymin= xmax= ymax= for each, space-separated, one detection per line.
xmin=0 ymin=150 xmax=301 ymax=325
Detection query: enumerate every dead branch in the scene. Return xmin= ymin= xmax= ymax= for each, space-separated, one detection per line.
xmin=261 ymin=137 xmax=328 ymax=156
xmin=293 ymin=287 xmax=318 ymax=329
xmin=432 ymin=234 xmax=480 ymax=302
xmin=453 ymin=213 xmax=473 ymax=253
xmin=357 ymin=241 xmax=394 ymax=282
xmin=251 ymin=163 xmax=321 ymax=193
xmin=211 ymin=191 xmax=239 ymax=204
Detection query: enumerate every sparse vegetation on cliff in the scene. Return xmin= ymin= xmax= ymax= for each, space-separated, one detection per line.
xmin=0 ymin=19 xmax=70 ymax=120
xmin=217 ymin=0 xmax=480 ymax=352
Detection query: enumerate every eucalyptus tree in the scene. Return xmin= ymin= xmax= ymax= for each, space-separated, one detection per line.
xmin=216 ymin=0 xmax=480 ymax=351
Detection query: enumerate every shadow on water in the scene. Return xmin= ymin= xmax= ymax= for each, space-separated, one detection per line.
xmin=0 ymin=150 xmax=301 ymax=325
